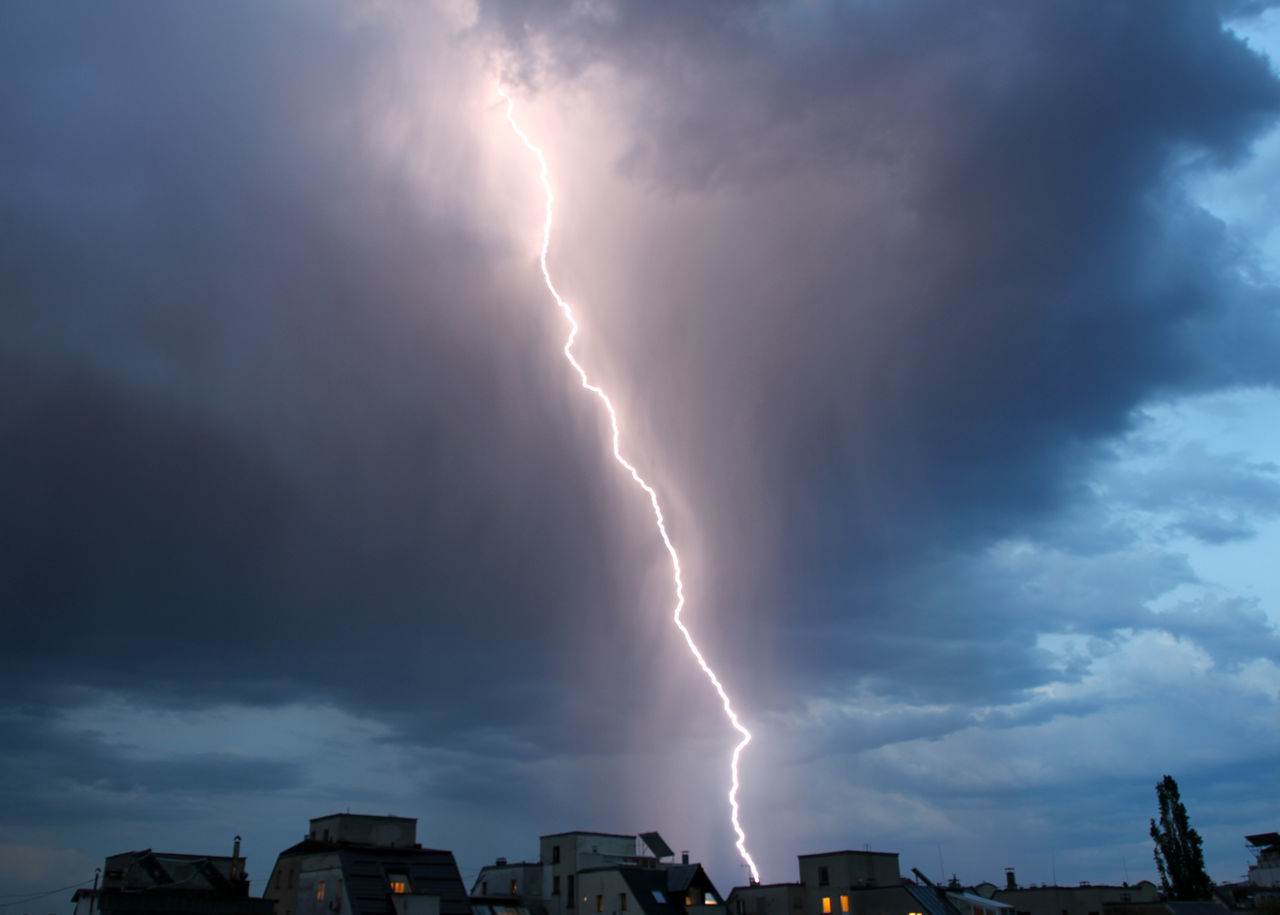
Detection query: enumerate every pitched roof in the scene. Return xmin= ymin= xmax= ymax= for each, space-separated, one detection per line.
xmin=336 ymin=846 xmax=471 ymax=915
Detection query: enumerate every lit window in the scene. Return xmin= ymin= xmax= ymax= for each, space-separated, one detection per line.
xmin=822 ymin=898 xmax=831 ymax=914
xmin=389 ymin=873 xmax=411 ymax=895
xmin=511 ymin=881 xmax=519 ymax=895
xmin=317 ymin=882 xmax=326 ymax=902
xmin=840 ymin=897 xmax=848 ymax=913
xmin=597 ymin=896 xmax=604 ymax=913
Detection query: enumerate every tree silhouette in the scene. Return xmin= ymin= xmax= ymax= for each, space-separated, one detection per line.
xmin=1149 ymin=775 xmax=1213 ymax=900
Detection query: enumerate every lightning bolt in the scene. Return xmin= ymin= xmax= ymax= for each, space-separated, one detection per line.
xmin=500 ymin=86 xmax=761 ymax=884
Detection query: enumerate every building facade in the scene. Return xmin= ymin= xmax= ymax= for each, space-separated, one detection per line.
xmin=473 ymin=831 xmax=722 ymax=915
xmin=263 ymin=814 xmax=470 ymax=915
xmin=72 ymin=842 xmax=274 ymax=915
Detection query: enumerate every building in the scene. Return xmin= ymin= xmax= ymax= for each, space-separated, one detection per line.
xmin=1247 ymin=833 xmax=1280 ymax=889
xmin=71 ymin=840 xmax=275 ymax=915
xmin=263 ymin=813 xmax=471 ymax=915
xmin=472 ymin=831 xmax=723 ymax=915
xmin=724 ymin=883 xmax=805 ymax=915
xmin=974 ymin=881 xmax=1160 ymax=915
xmin=945 ymin=890 xmax=1013 ymax=915
xmin=728 ymin=848 xmax=960 ymax=915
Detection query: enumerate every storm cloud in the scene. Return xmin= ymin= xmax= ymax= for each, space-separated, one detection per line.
xmin=2 ymin=0 xmax=1278 ymax=904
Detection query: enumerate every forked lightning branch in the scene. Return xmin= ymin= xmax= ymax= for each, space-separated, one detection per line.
xmin=499 ymin=86 xmax=761 ymax=884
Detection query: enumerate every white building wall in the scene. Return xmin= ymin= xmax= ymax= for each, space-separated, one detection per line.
xmin=295 ymin=855 xmax=347 ymax=915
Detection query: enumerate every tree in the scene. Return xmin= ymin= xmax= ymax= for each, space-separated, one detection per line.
xmin=1149 ymin=775 xmax=1213 ymax=900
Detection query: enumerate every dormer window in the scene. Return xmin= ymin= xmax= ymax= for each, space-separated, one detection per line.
xmin=388 ymin=873 xmax=411 ymax=894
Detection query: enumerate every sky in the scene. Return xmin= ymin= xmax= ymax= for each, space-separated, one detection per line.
xmin=2 ymin=0 xmax=1280 ymax=909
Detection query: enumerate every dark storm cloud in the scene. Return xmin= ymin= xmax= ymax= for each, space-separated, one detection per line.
xmin=0 ymin=709 xmax=300 ymax=827
xmin=3 ymin=0 xmax=1280 ymax=895
xmin=479 ymin=0 xmax=1280 ymax=705
xmin=0 ymin=0 xmax=653 ymax=741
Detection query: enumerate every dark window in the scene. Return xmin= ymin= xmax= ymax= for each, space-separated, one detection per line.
xmin=568 ymin=877 xmax=575 ymax=908
xmin=554 ymin=877 xmax=561 ymax=896
xmin=621 ymin=894 xmax=628 ymax=911
xmin=553 ymin=846 xmax=561 ymax=864
xmin=818 ymin=868 xmax=829 ymax=887
xmin=597 ymin=895 xmax=604 ymax=913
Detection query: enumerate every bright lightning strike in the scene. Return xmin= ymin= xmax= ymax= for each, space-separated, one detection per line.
xmin=500 ymin=86 xmax=761 ymax=885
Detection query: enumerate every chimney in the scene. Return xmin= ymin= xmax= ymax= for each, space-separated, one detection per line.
xmin=231 ymin=836 xmax=242 ymax=880
xmin=682 ymin=852 xmax=689 ymax=865
xmin=497 ymin=858 xmax=507 ymax=866
xmin=1005 ymin=869 xmax=1016 ymax=891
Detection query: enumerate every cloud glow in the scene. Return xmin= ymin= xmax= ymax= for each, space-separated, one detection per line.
xmin=500 ymin=85 xmax=761 ymax=883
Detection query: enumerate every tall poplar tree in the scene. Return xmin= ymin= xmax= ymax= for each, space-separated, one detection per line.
xmin=1149 ymin=775 xmax=1214 ymax=900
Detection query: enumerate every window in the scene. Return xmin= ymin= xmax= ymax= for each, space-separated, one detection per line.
xmin=337 ymin=881 xmax=344 ymax=904
xmin=317 ymin=882 xmax=327 ymax=902
xmin=567 ymin=877 xmax=575 ymax=908
xmin=482 ymin=883 xmax=488 ymax=896
xmin=653 ymin=891 xmax=667 ymax=904
xmin=553 ymin=846 xmax=561 ymax=864
xmin=511 ymin=881 xmax=519 ymax=895
xmin=596 ymin=896 xmax=604 ymax=913
xmin=620 ymin=894 xmax=628 ymax=911
xmin=840 ymin=897 xmax=848 ymax=913
xmin=389 ymin=873 xmax=411 ymax=895
xmin=818 ymin=868 xmax=829 ymax=888
xmin=822 ymin=898 xmax=831 ymax=915
xmin=553 ymin=877 xmax=561 ymax=896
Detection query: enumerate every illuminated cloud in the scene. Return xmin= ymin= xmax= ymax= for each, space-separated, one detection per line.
xmin=1 ymin=0 xmax=1278 ymax=903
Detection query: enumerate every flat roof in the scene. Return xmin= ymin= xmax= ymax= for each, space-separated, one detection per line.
xmin=541 ymin=831 xmax=636 ymax=841
xmin=311 ymin=813 xmax=417 ymax=822
xmin=798 ymin=850 xmax=899 ymax=858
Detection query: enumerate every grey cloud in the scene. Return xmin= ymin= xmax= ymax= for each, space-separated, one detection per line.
xmin=481 ymin=0 xmax=1280 ymax=702
xmin=3 ymin=0 xmax=1280 ymax=897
